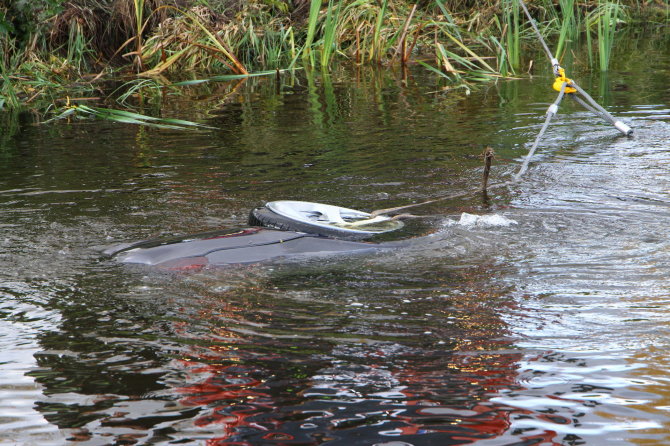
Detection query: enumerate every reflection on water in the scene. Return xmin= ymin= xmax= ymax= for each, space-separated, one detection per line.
xmin=0 ymin=296 xmax=62 ymax=444
xmin=1 ymin=37 xmax=670 ymax=444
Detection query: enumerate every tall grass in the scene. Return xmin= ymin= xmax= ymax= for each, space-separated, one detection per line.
xmin=320 ymin=0 xmax=341 ymax=68
xmin=593 ymin=1 xmax=624 ymax=71
xmin=440 ymin=26 xmax=496 ymax=73
xmin=554 ymin=0 xmax=578 ymax=60
xmin=0 ymin=0 xmax=660 ymax=113
xmin=0 ymin=34 xmax=18 ymax=110
xmin=259 ymin=25 xmax=296 ymax=69
xmin=371 ymin=0 xmax=389 ymax=63
xmin=141 ymin=6 xmax=248 ymax=75
xmin=502 ymin=0 xmax=521 ymax=73
xmin=133 ymin=0 xmax=145 ymax=71
xmin=66 ymin=20 xmax=91 ymax=72
xmin=487 ymin=30 xmax=511 ymax=76
xmin=302 ymin=0 xmax=322 ymax=66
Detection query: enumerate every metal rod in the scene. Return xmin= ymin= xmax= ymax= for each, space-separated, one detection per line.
xmin=514 ymin=83 xmax=567 ymax=180
xmin=517 ymin=0 xmax=560 ymax=75
xmin=571 ymin=81 xmax=633 ymax=135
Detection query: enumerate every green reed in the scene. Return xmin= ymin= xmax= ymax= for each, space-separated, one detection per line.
xmin=302 ymin=0 xmax=322 ymax=66
xmin=170 ymin=70 xmax=281 ymax=86
xmin=588 ymin=0 xmax=624 ymax=71
xmin=421 ymin=18 xmax=504 ymax=86
xmin=487 ymin=30 xmax=511 ymax=76
xmin=1 ymin=0 xmax=665 ymax=114
xmin=66 ymin=20 xmax=91 ymax=72
xmin=259 ymin=26 xmax=295 ymax=69
xmin=370 ymin=0 xmax=388 ymax=63
xmin=113 ymin=78 xmax=164 ymax=107
xmin=320 ymin=0 xmax=340 ymax=68
xmin=599 ymin=1 xmax=620 ymax=71
xmin=46 ymin=104 xmax=216 ymax=130
xmin=554 ymin=0 xmax=578 ymax=60
xmin=0 ymin=36 xmax=17 ymax=110
xmin=335 ymin=0 xmax=376 ymax=64
xmin=502 ymin=0 xmax=521 ymax=73
xmin=133 ymin=0 xmax=145 ymax=71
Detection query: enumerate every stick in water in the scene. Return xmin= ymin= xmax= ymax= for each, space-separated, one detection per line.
xmin=481 ymin=146 xmax=494 ymax=193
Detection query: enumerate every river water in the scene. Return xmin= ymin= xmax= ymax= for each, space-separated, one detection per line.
xmin=1 ymin=37 xmax=670 ymax=445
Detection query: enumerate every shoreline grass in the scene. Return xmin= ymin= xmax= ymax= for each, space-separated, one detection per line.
xmin=0 ymin=0 xmax=667 ymax=116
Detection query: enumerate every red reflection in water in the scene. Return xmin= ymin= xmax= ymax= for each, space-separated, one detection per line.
xmin=170 ymin=342 xmax=569 ymax=445
xmin=169 ymin=281 xmax=569 ymax=445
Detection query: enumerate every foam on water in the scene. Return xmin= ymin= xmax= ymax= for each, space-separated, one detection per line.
xmin=445 ymin=212 xmax=519 ymax=228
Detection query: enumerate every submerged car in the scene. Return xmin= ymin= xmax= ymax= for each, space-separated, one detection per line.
xmin=106 ymin=201 xmax=405 ymax=268
xmin=105 ymin=227 xmax=387 ymax=269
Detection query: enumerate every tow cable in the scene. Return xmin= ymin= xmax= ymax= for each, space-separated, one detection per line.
xmin=370 ymin=1 xmax=634 ymax=218
xmin=514 ymin=0 xmax=633 ymax=180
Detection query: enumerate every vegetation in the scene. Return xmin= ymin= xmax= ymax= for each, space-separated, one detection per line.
xmin=0 ymin=0 xmax=668 ymax=117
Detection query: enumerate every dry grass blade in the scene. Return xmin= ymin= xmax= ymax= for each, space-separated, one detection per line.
xmin=392 ymin=3 xmax=418 ymax=65
xmin=140 ymin=5 xmax=247 ymax=76
xmin=441 ymin=28 xmax=496 ymax=73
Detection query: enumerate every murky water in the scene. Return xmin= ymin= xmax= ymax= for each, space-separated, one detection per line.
xmin=2 ymin=37 xmax=670 ymax=445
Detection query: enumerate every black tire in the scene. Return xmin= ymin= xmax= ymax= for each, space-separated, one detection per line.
xmin=248 ymin=207 xmax=376 ymax=240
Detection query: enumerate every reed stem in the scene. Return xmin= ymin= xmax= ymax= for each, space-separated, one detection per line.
xmin=597 ymin=1 xmax=621 ymax=71
xmin=320 ymin=0 xmax=340 ymax=68
xmin=302 ymin=0 xmax=322 ymax=67
xmin=503 ymin=0 xmax=521 ymax=72
xmin=133 ymin=0 xmax=145 ymax=71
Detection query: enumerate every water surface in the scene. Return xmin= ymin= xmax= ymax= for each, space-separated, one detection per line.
xmin=1 ymin=39 xmax=670 ymax=445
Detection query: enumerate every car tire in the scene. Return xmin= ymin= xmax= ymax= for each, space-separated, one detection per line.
xmin=248 ymin=202 xmax=403 ymax=240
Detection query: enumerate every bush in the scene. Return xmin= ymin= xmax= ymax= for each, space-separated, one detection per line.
xmin=1 ymin=0 xmax=64 ymax=47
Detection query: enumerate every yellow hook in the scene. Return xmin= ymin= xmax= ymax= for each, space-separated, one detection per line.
xmin=553 ymin=67 xmax=576 ymax=93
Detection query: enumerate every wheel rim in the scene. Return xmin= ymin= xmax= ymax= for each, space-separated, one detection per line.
xmin=265 ymin=201 xmax=404 ymax=234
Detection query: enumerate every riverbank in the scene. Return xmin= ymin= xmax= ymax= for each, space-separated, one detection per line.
xmin=1 ymin=0 xmax=668 ymax=113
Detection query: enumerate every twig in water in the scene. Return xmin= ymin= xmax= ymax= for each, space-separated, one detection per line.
xmin=369 ymin=181 xmax=513 ymax=218
xmin=481 ymin=146 xmax=495 ymax=193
